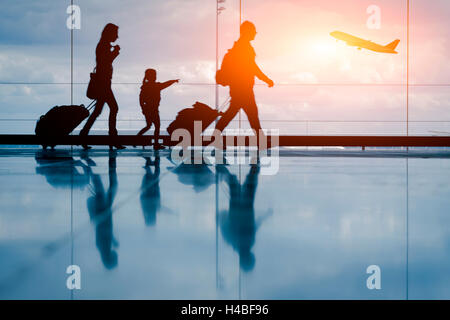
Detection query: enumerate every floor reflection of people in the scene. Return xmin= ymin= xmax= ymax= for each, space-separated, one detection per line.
xmin=35 ymin=150 xmax=90 ymax=189
xmin=86 ymin=152 xmax=119 ymax=269
xmin=168 ymin=156 xmax=215 ymax=193
xmin=217 ymin=164 xmax=270 ymax=273
xmin=140 ymin=155 xmax=161 ymax=226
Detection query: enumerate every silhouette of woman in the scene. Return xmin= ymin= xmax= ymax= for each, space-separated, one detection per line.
xmin=86 ymin=154 xmax=119 ymax=269
xmin=80 ymin=23 xmax=125 ymax=150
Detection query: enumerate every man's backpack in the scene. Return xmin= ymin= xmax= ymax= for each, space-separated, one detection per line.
xmin=215 ymin=48 xmax=235 ymax=87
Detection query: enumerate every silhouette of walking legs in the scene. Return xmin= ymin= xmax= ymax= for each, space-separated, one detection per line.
xmin=216 ymin=90 xmax=262 ymax=132
xmin=80 ymin=89 xmax=124 ymax=150
xmin=137 ymin=112 xmax=162 ymax=149
xmin=242 ymin=100 xmax=262 ymax=133
xmin=215 ymin=104 xmax=240 ymax=132
xmin=137 ymin=113 xmax=153 ymax=136
xmin=81 ymin=89 xmax=118 ymax=136
xmin=137 ymin=113 xmax=160 ymax=137
xmin=216 ymin=92 xmax=263 ymax=147
xmin=153 ymin=116 xmax=160 ymax=139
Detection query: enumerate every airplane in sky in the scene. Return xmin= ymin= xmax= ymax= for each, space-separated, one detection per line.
xmin=330 ymin=31 xmax=400 ymax=54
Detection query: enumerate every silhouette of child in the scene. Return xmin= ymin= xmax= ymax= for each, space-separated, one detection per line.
xmin=137 ymin=69 xmax=179 ymax=150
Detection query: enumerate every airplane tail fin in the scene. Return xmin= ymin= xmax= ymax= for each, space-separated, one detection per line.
xmin=385 ymin=39 xmax=400 ymax=50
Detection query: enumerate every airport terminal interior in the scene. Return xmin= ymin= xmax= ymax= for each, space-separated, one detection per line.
xmin=1 ymin=0 xmax=450 ymax=300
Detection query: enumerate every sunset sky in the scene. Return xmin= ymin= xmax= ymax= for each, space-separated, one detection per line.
xmin=0 ymin=0 xmax=449 ymax=134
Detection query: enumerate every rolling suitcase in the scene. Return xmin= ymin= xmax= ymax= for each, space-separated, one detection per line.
xmin=35 ymin=100 xmax=96 ymax=149
xmin=167 ymin=101 xmax=223 ymax=136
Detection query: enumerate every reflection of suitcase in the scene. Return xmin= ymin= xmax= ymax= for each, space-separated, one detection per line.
xmin=167 ymin=101 xmax=222 ymax=136
xmin=35 ymin=101 xmax=95 ymax=149
xmin=35 ymin=151 xmax=90 ymax=189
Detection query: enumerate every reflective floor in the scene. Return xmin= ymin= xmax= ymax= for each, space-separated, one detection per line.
xmin=0 ymin=147 xmax=450 ymax=300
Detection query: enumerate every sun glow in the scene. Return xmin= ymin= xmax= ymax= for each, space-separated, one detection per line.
xmin=310 ymin=39 xmax=338 ymax=60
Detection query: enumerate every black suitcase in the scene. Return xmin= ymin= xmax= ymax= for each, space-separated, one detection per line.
xmin=35 ymin=101 xmax=95 ymax=149
xmin=167 ymin=101 xmax=222 ymax=136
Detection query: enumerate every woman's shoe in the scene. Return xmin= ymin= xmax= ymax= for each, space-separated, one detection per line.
xmin=79 ymin=131 xmax=91 ymax=150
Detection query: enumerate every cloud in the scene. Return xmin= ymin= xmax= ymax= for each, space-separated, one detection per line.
xmin=0 ymin=0 xmax=69 ymax=45
xmin=0 ymin=49 xmax=67 ymax=83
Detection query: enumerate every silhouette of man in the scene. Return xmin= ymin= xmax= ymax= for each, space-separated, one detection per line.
xmin=86 ymin=153 xmax=119 ymax=269
xmin=217 ymin=164 xmax=263 ymax=272
xmin=216 ymin=21 xmax=274 ymax=142
xmin=140 ymin=155 xmax=161 ymax=226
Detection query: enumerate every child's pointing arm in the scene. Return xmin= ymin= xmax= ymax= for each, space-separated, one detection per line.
xmin=160 ymin=79 xmax=180 ymax=90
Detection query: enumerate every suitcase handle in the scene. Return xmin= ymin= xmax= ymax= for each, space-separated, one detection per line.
xmin=86 ymin=100 xmax=96 ymax=112
xmin=218 ymin=96 xmax=230 ymax=112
